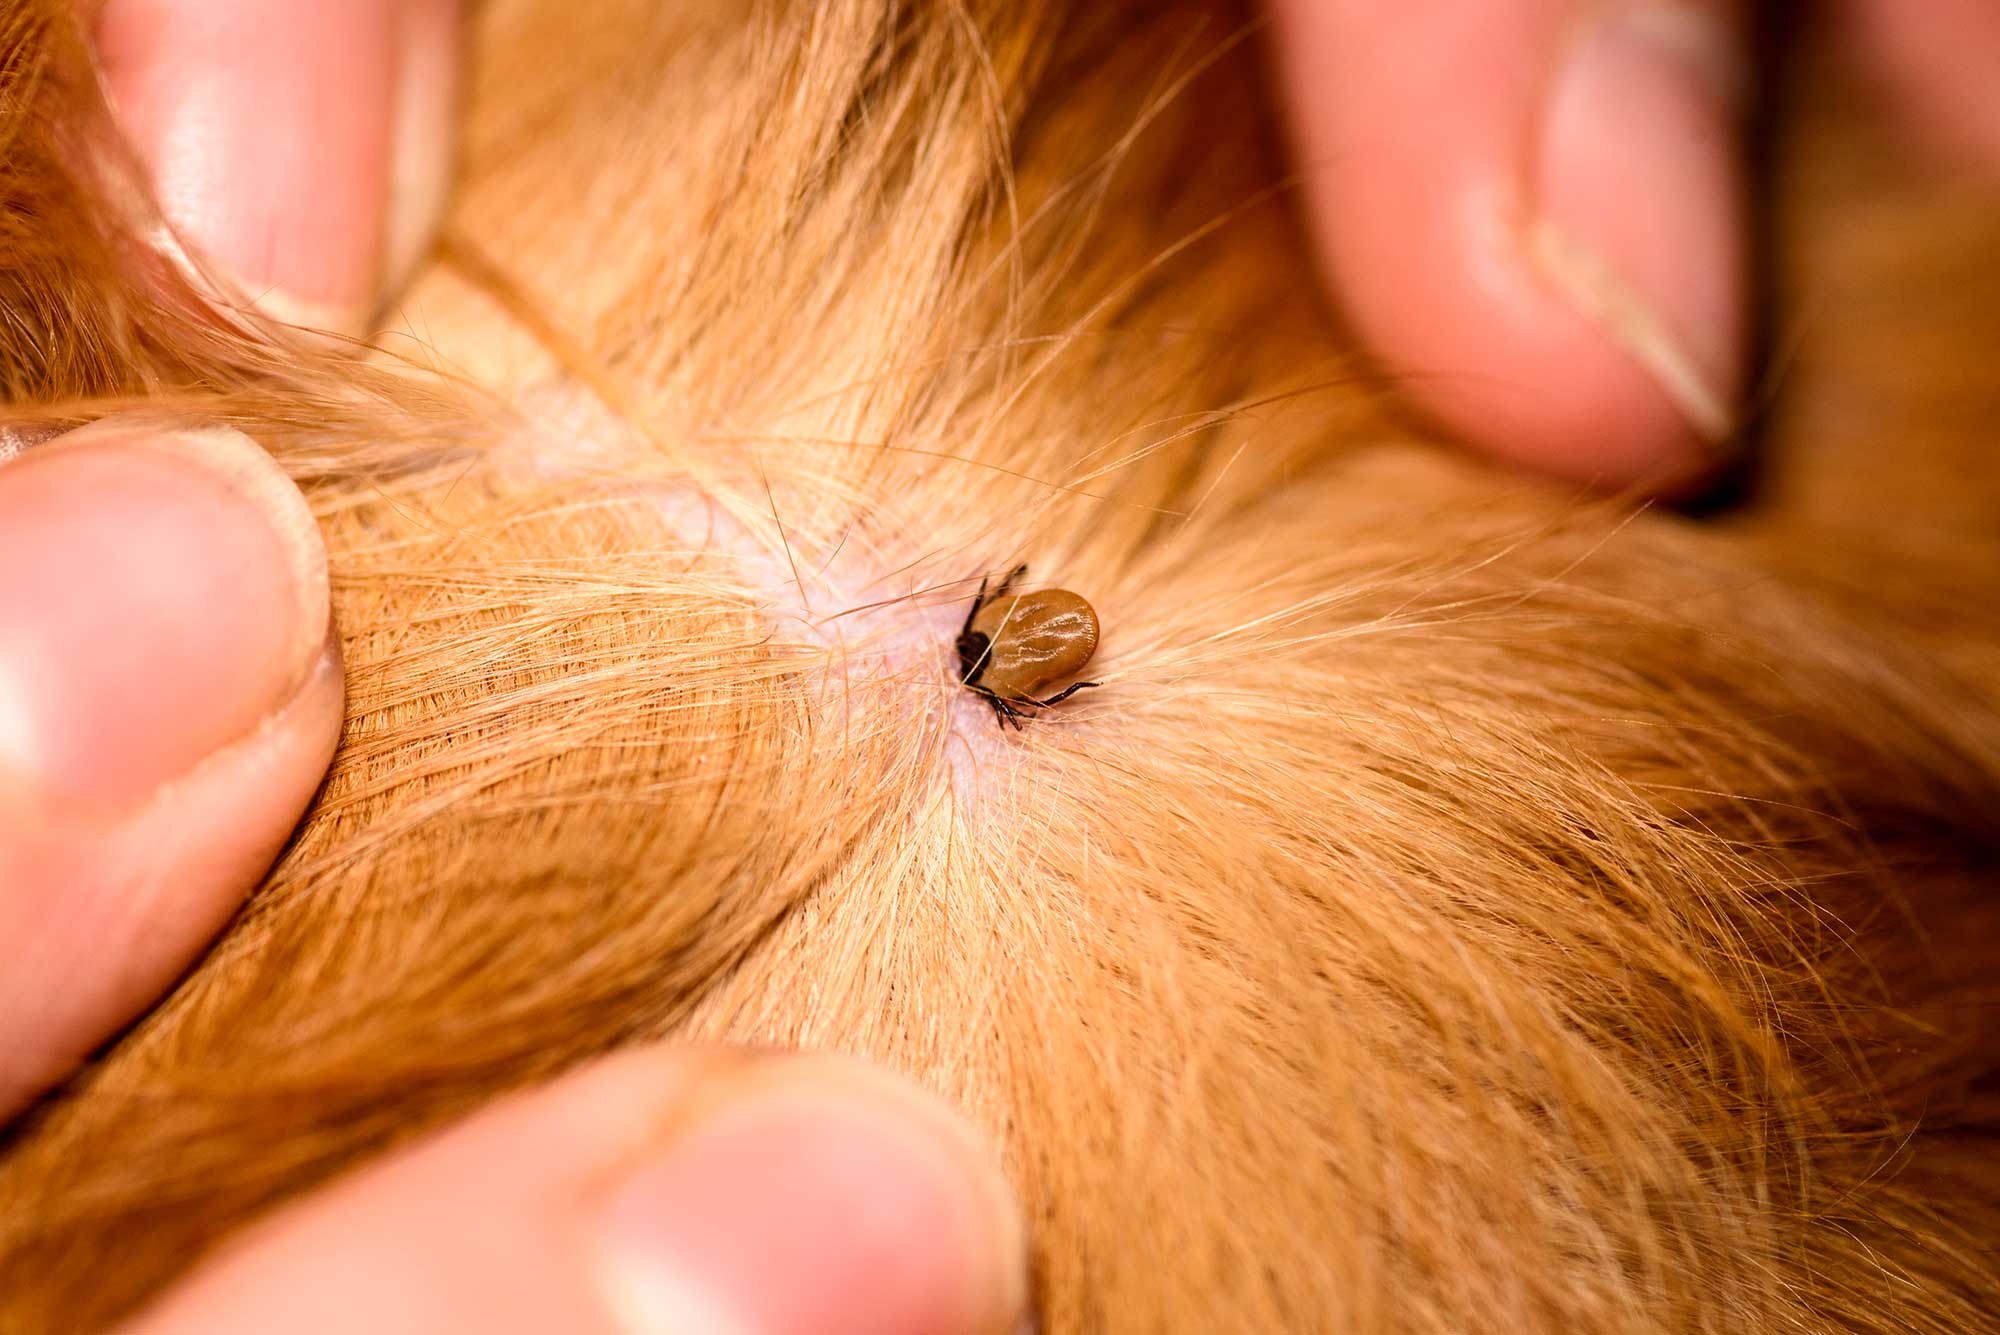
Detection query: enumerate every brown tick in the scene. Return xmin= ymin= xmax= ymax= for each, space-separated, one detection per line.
xmin=956 ymin=564 xmax=1101 ymax=728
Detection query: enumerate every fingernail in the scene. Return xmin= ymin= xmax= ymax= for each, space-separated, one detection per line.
xmin=96 ymin=0 xmax=454 ymax=336
xmin=0 ymin=423 xmax=328 ymax=812
xmin=1534 ymin=5 xmax=1749 ymax=444
xmin=384 ymin=0 xmax=461 ymax=300
xmin=595 ymin=1058 xmax=1029 ymax=1335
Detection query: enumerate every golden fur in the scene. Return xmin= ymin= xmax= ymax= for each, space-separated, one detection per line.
xmin=1 ymin=1 xmax=1996 ymax=1330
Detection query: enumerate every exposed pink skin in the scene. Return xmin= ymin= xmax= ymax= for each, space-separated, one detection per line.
xmin=0 ymin=424 xmax=340 ymax=1118
xmin=95 ymin=0 xmax=460 ymax=336
xmin=119 ymin=1052 xmax=1029 ymax=1335
xmin=1269 ymin=1 xmax=1751 ymax=493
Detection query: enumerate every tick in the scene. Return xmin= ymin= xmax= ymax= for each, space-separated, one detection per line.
xmin=956 ymin=564 xmax=1101 ymax=728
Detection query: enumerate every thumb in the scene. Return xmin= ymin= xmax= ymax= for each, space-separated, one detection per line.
xmin=1271 ymin=0 xmax=1753 ymax=491
xmin=118 ymin=1049 xmax=1031 ymax=1335
xmin=0 ymin=419 xmax=340 ymax=1118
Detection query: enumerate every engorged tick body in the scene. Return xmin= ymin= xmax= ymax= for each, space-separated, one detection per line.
xmin=956 ymin=565 xmax=1101 ymax=728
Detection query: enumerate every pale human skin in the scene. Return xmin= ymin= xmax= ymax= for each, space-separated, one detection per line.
xmin=1 ymin=2 xmax=1995 ymax=1330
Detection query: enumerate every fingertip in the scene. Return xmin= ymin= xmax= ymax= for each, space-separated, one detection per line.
xmin=121 ymin=1049 xmax=1031 ymax=1335
xmin=596 ymin=1054 xmax=1028 ymax=1335
xmin=1271 ymin=1 xmax=1752 ymax=492
xmin=1530 ymin=6 xmax=1750 ymax=482
xmin=0 ymin=420 xmax=338 ymax=1117
xmin=95 ymin=0 xmax=460 ymax=336
xmin=0 ymin=420 xmax=328 ymax=813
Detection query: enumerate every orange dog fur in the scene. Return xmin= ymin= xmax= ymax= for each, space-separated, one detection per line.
xmin=1 ymin=1 xmax=1997 ymax=1331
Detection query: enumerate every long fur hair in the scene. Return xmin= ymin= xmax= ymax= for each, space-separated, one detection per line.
xmin=1 ymin=1 xmax=1997 ymax=1331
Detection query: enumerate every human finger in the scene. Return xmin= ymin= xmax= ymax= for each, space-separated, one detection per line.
xmin=94 ymin=0 xmax=462 ymax=336
xmin=1269 ymin=0 xmax=1754 ymax=491
xmin=0 ymin=420 xmax=340 ymax=1118
xmin=119 ymin=1049 xmax=1031 ymax=1335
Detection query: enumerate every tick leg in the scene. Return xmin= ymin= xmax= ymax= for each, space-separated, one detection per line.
xmin=961 ymin=564 xmax=1028 ymax=637
xmin=1024 ymin=680 xmax=1100 ymax=707
xmin=960 ymin=573 xmax=991 ymax=638
xmin=985 ymin=694 xmax=1014 ymax=730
